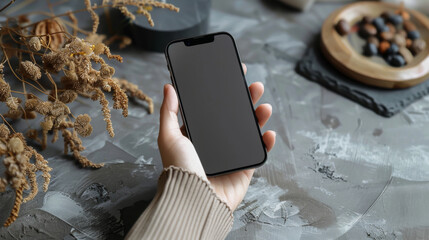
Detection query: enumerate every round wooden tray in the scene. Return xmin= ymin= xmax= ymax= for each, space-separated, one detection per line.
xmin=321 ymin=1 xmax=429 ymax=89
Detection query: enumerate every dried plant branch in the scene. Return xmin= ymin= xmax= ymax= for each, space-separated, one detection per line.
xmin=0 ymin=0 xmax=179 ymax=227
xmin=4 ymin=183 xmax=24 ymax=227
xmin=0 ymin=129 xmax=52 ymax=226
xmin=62 ymin=129 xmax=103 ymax=168
xmin=67 ymin=11 xmax=78 ymax=36
xmin=84 ymin=0 xmax=99 ymax=34
xmin=0 ymin=0 xmax=15 ymax=12
xmin=115 ymin=78 xmax=154 ymax=114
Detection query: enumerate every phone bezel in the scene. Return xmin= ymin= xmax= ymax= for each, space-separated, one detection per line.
xmin=164 ymin=32 xmax=268 ymax=176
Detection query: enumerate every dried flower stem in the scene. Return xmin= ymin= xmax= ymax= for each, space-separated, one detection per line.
xmin=92 ymin=88 xmax=114 ymax=137
xmin=67 ymin=11 xmax=78 ymax=36
xmin=0 ymin=0 xmax=15 ymax=12
xmin=62 ymin=129 xmax=103 ymax=168
xmin=84 ymin=0 xmax=99 ymax=34
xmin=4 ymin=183 xmax=23 ymax=227
xmin=115 ymin=78 xmax=154 ymax=113
xmin=45 ymin=72 xmax=58 ymax=100
xmin=0 ymin=114 xmax=16 ymax=133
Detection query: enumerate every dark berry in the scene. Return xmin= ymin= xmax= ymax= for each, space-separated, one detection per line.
xmin=385 ymin=43 xmax=399 ymax=55
xmin=363 ymin=43 xmax=378 ymax=56
xmin=381 ymin=11 xmax=393 ymax=21
xmin=407 ymin=30 xmax=420 ymax=40
xmin=360 ymin=16 xmax=373 ymax=25
xmin=389 ymin=55 xmax=406 ymax=67
xmin=388 ymin=14 xmax=403 ymax=25
xmin=380 ymin=25 xmax=390 ymax=33
xmin=372 ymin=17 xmax=385 ymax=32
xmin=359 ymin=24 xmax=377 ymax=38
xmin=386 ymin=23 xmax=396 ymax=34
xmin=385 ymin=54 xmax=394 ymax=63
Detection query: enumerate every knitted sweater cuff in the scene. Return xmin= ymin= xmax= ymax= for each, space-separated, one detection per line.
xmin=125 ymin=166 xmax=233 ymax=240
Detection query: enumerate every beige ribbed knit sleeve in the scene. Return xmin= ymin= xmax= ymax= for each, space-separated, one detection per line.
xmin=125 ymin=166 xmax=234 ymax=240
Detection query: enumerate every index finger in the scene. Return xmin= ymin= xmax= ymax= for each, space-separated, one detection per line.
xmin=242 ymin=63 xmax=247 ymax=75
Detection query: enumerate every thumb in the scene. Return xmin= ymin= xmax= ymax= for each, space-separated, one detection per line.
xmin=159 ymin=84 xmax=182 ymax=140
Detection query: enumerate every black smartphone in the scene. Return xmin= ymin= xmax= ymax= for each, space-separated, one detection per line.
xmin=165 ymin=32 xmax=267 ymax=176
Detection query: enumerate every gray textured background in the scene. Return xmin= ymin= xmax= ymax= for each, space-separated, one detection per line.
xmin=1 ymin=0 xmax=429 ymax=239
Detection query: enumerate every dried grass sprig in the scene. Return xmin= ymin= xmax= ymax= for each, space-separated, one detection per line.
xmin=91 ymin=88 xmax=114 ymax=137
xmin=19 ymin=61 xmax=42 ymax=81
xmin=111 ymin=0 xmax=179 ymax=26
xmin=0 ymin=128 xmax=52 ymax=226
xmin=28 ymin=37 xmax=41 ymax=52
xmin=67 ymin=12 xmax=79 ymax=36
xmin=62 ymin=129 xmax=103 ymax=168
xmin=115 ymin=78 xmax=154 ymax=114
xmin=4 ymin=183 xmax=23 ymax=227
xmin=74 ymin=114 xmax=93 ymax=137
xmin=84 ymin=0 xmax=99 ymax=34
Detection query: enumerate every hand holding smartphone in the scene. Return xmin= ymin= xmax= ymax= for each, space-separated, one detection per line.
xmin=165 ymin=32 xmax=267 ymax=176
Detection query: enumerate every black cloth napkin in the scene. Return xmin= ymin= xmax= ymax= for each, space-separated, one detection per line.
xmin=296 ymin=39 xmax=429 ymax=117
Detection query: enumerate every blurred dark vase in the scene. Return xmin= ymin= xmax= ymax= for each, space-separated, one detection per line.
xmin=124 ymin=0 xmax=211 ymax=52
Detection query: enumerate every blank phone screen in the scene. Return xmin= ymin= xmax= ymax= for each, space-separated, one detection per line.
xmin=166 ymin=33 xmax=266 ymax=175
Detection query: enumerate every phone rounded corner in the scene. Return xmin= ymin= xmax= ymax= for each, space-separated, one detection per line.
xmin=258 ymin=148 xmax=269 ymax=167
xmin=205 ymin=172 xmax=216 ymax=177
xmin=164 ymin=39 xmax=180 ymax=58
xmin=164 ymin=42 xmax=172 ymax=58
xmin=217 ymin=31 xmax=234 ymax=40
xmin=251 ymin=145 xmax=269 ymax=169
xmin=207 ymin=150 xmax=268 ymax=176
